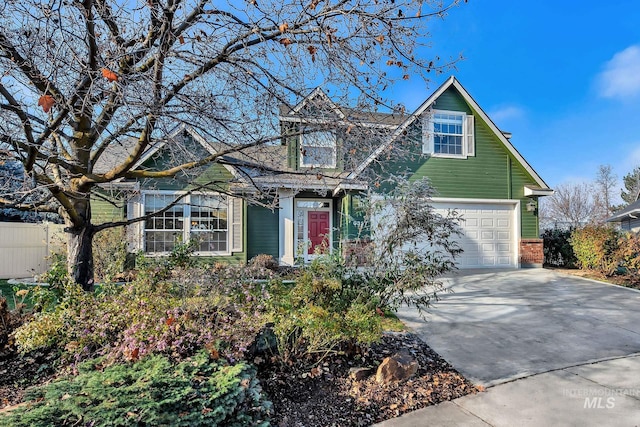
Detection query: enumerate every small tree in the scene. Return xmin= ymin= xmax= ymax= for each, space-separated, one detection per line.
xmin=360 ymin=177 xmax=463 ymax=312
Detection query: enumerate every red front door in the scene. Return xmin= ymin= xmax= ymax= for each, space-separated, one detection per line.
xmin=307 ymin=211 xmax=330 ymax=254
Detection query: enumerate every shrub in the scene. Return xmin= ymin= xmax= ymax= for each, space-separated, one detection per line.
xmin=93 ymin=227 xmax=128 ymax=282
xmin=249 ymin=254 xmax=279 ymax=271
xmin=268 ymin=254 xmax=382 ymax=361
xmin=615 ymin=232 xmax=640 ymax=282
xmin=0 ymin=295 xmax=30 ymax=352
xmin=267 ymin=178 xmax=462 ymax=361
xmin=38 ymin=252 xmax=70 ymax=302
xmin=570 ymin=225 xmax=619 ymax=274
xmin=14 ymin=263 xmax=269 ymax=364
xmin=0 ymin=351 xmax=271 ymax=427
xmin=542 ymin=228 xmax=576 ymax=267
xmin=358 ymin=177 xmax=462 ymax=312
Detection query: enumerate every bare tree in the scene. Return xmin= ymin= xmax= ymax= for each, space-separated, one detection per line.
xmin=593 ymin=164 xmax=617 ymax=221
xmin=540 ymin=182 xmax=598 ymax=229
xmin=0 ymin=0 xmax=464 ymax=289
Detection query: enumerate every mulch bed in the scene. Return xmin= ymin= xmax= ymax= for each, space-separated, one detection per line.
xmin=0 ymin=348 xmax=58 ymax=410
xmin=0 ymin=332 xmax=477 ymax=425
xmin=257 ymin=332 xmax=478 ymax=427
xmin=548 ymin=267 xmax=640 ymax=290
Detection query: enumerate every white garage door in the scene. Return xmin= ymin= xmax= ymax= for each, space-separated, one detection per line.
xmin=432 ymin=201 xmax=517 ymax=269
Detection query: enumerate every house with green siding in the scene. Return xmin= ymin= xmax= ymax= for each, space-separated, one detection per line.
xmin=94 ymin=76 xmax=552 ymax=268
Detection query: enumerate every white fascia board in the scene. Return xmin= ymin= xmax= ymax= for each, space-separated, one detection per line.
xmin=183 ymin=125 xmax=245 ymax=181
xmin=97 ymin=181 xmax=139 ymax=190
xmin=278 ymin=115 xmax=397 ymax=129
xmin=290 ymin=87 xmax=346 ymax=119
xmin=131 ymin=123 xmax=244 ymax=182
xmin=607 ymin=209 xmax=640 ymax=222
xmin=130 ymin=140 xmax=166 ymax=171
xmin=130 ymin=122 xmax=188 ymax=170
xmin=430 ymin=197 xmax=519 ymax=205
xmin=332 ymin=182 xmax=369 ymax=196
xmin=524 ymin=186 xmax=555 ymax=196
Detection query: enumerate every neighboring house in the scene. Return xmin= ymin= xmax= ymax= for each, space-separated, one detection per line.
xmin=0 ymin=149 xmax=61 ymax=223
xmin=606 ymin=200 xmax=640 ymax=232
xmin=93 ymin=76 xmax=553 ymax=268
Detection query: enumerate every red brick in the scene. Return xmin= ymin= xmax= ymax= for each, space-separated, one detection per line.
xmin=520 ymin=238 xmax=543 ymax=266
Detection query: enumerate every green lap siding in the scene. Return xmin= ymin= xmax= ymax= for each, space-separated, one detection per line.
xmin=246 ymin=205 xmax=279 ymax=260
xmin=91 ymin=195 xmax=125 ymax=223
xmin=339 ymin=193 xmax=368 ymax=241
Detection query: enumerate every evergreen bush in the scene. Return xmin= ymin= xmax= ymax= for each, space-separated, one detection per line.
xmin=541 ymin=228 xmax=576 ymax=267
xmin=0 ymin=351 xmax=271 ymax=427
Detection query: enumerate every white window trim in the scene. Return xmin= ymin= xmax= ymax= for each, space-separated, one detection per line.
xmin=300 ymin=130 xmax=337 ymax=168
xmin=141 ymin=190 xmax=234 ymax=256
xmin=294 ymin=198 xmax=333 ymax=263
xmin=423 ymin=109 xmax=475 ymax=159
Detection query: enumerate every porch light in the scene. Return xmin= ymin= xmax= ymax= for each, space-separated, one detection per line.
xmin=526 ymin=200 xmax=537 ymax=212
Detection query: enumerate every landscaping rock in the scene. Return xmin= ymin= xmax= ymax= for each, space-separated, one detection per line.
xmin=349 ymin=367 xmax=373 ymax=381
xmin=375 ymin=350 xmax=419 ymax=384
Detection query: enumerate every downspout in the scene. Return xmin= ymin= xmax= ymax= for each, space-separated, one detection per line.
xmin=507 ymin=157 xmax=513 ymax=199
xmin=507 ymin=156 xmax=517 ymax=267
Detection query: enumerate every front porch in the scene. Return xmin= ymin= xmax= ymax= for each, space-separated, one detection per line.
xmin=277 ymin=189 xmax=367 ymax=266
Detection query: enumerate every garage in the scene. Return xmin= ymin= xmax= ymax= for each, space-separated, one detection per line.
xmin=431 ymin=200 xmax=518 ymax=269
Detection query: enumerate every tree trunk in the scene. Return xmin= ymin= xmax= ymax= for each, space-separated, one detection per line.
xmin=63 ymin=191 xmax=95 ymax=292
xmin=67 ymin=223 xmax=96 ymax=291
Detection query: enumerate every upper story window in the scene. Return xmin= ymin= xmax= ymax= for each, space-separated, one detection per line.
xmin=423 ymin=110 xmax=475 ymax=158
xmin=143 ymin=192 xmax=233 ymax=254
xmin=301 ymin=130 xmax=337 ymax=168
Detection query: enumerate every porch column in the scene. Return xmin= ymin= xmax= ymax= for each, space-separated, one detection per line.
xmin=278 ymin=189 xmax=295 ymax=266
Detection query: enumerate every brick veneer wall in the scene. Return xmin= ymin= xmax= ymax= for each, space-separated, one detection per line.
xmin=520 ymin=238 xmax=543 ymax=267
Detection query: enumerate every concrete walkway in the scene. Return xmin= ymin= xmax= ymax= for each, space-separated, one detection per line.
xmin=376 ymin=269 xmax=640 ymax=426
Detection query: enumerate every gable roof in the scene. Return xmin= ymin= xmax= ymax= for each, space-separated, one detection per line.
xmin=283 ymin=87 xmax=346 ymax=120
xmin=94 ymin=124 xmax=289 ymax=181
xmin=348 ymin=76 xmax=551 ymax=190
xmin=607 ymin=199 xmax=640 ymax=223
xmin=279 ymin=88 xmax=405 ymax=129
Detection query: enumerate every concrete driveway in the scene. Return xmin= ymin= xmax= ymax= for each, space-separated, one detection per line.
xmin=376 ymin=269 xmax=640 ymax=426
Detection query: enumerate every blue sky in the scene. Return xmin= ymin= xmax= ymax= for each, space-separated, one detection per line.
xmin=389 ymin=0 xmax=640 ymax=202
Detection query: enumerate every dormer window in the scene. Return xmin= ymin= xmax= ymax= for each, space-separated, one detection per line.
xmin=423 ymin=110 xmax=475 ymax=158
xmin=301 ymin=130 xmax=337 ymax=168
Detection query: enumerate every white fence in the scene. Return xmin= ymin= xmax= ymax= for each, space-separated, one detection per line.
xmin=0 ymin=222 xmax=66 ymax=279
